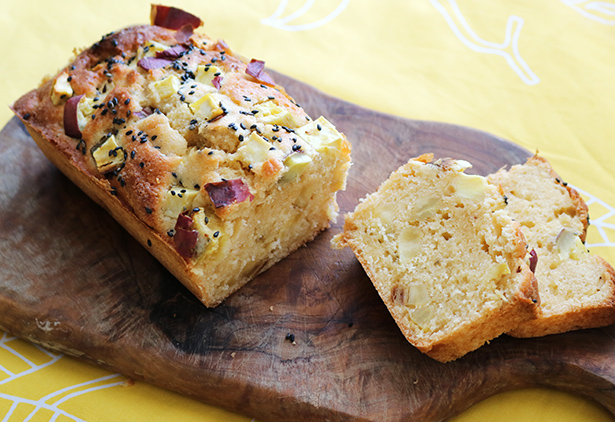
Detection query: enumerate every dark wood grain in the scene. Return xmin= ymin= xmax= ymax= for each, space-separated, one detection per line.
xmin=1 ymin=71 xmax=614 ymax=421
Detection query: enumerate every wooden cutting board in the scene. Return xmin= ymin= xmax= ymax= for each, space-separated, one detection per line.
xmin=1 ymin=71 xmax=614 ymax=422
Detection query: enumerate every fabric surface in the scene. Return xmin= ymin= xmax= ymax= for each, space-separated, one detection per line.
xmin=1 ymin=0 xmax=614 ymax=421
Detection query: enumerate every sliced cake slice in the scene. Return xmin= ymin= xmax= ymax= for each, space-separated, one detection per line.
xmin=488 ymin=155 xmax=615 ymax=337
xmin=332 ymin=154 xmax=539 ymax=362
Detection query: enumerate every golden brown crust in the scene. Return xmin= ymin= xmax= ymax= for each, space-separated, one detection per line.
xmin=488 ymin=155 xmax=615 ymax=338
xmin=336 ymin=156 xmax=539 ymax=362
xmin=12 ymin=22 xmax=351 ymax=307
xmin=21 ymin=123 xmax=210 ymax=301
xmin=508 ymin=256 xmax=615 ymax=337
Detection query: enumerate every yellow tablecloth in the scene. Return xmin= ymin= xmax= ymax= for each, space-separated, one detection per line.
xmin=1 ymin=0 xmax=614 ymax=421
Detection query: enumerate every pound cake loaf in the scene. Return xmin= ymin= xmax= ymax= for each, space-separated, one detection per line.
xmin=11 ymin=5 xmax=351 ymax=307
xmin=488 ymin=155 xmax=615 ymax=337
xmin=332 ymin=154 xmax=539 ymax=362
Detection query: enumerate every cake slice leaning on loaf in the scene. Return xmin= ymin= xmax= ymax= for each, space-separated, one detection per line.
xmin=332 ymin=154 xmax=539 ymax=362
xmin=488 ymin=155 xmax=615 ymax=337
xmin=11 ymin=6 xmax=351 ymax=307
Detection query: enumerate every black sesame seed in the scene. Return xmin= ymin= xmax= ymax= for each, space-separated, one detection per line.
xmin=240 ymin=123 xmax=246 ymax=130
xmin=167 ymin=230 xmax=175 ymax=237
xmin=208 ymin=151 xmax=214 ymax=155
xmin=171 ymin=190 xmax=176 ymax=196
xmin=213 ymin=231 xmax=220 ymax=238
xmin=147 ymin=239 xmax=152 ymax=247
xmin=190 ymin=119 xmax=198 ymax=125
xmin=285 ymin=333 xmax=295 ymax=343
xmin=292 ymin=144 xmax=301 ymax=151
xmin=124 ymin=99 xmax=131 ymax=105
xmin=23 ymin=113 xmax=31 ymax=120
xmin=189 ymin=90 xmax=195 ymax=95
xmin=238 ymin=134 xmax=244 ymax=142
xmin=193 ymin=207 xmax=200 ymax=212
xmin=172 ymin=172 xmax=178 ymax=178
xmin=317 ymin=124 xmax=322 ymax=131
xmin=177 ymin=193 xmax=183 ymax=198
xmin=130 ymin=150 xmax=135 ymax=159
xmin=194 ymin=184 xmax=200 ymax=189
xmin=204 ymin=216 xmax=209 ymax=224
xmin=250 ymin=124 xmax=257 ymax=129
xmin=126 ymin=130 xmax=133 ymax=136
xmin=67 ymin=76 xmax=73 ymax=82
xmin=269 ymin=147 xmax=276 ymax=151
xmin=145 ymin=207 xmax=152 ymax=214
xmin=180 ymin=94 xmax=186 ymax=102
xmin=110 ymin=187 xmax=117 ymax=196
xmin=151 ymin=135 xmax=158 ymax=140
xmin=132 ymin=135 xmax=137 ymax=142
xmin=101 ymin=109 xmax=108 ymax=116
xmin=140 ymin=162 xmax=145 ymax=168
xmin=228 ymin=122 xmax=238 ymax=130
xmin=111 ymin=39 xmax=118 ymax=47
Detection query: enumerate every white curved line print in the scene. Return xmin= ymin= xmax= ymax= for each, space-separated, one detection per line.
xmin=429 ymin=0 xmax=540 ymax=85
xmin=261 ymin=0 xmax=351 ymax=31
xmin=570 ymin=185 xmax=615 ymax=248
xmin=1 ymin=332 xmax=125 ymax=422
xmin=0 ymin=332 xmax=62 ymax=385
xmin=561 ymin=0 xmax=615 ymax=25
xmin=20 ymin=374 xmax=124 ymax=422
